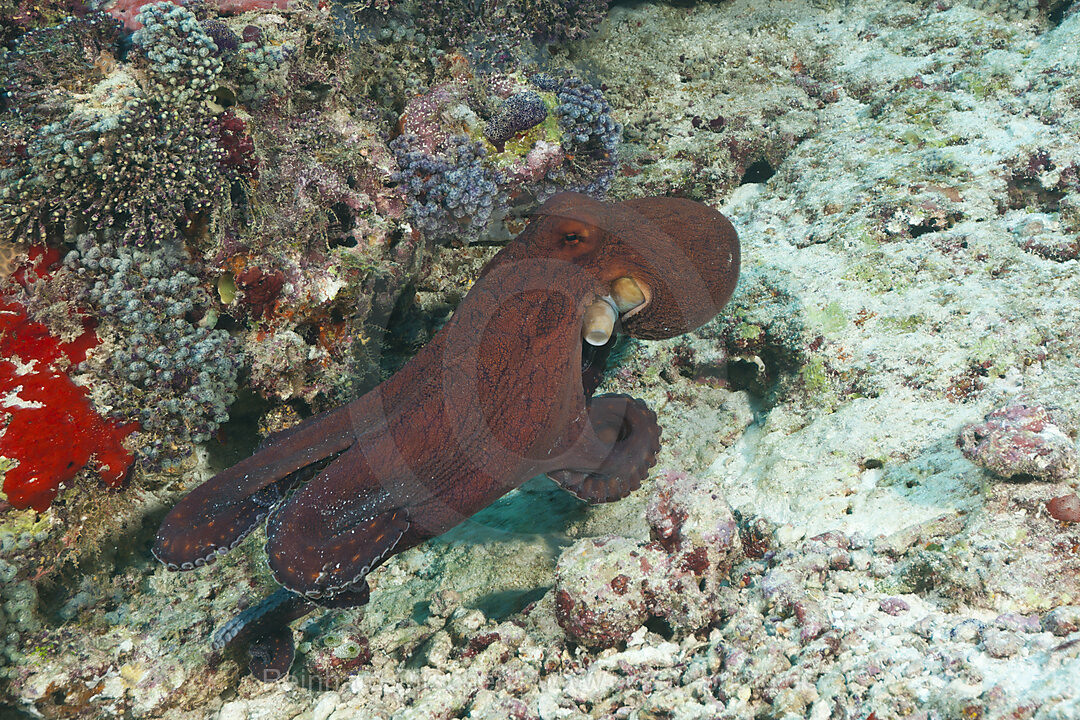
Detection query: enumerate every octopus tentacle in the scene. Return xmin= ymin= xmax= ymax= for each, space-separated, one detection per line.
xmin=545 ymin=394 xmax=661 ymax=504
xmin=153 ymin=408 xmax=358 ymax=571
xmin=212 ymin=587 xmax=313 ymax=681
xmin=265 ymin=446 xmax=412 ymax=599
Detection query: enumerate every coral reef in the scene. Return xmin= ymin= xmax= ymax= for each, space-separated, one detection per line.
xmin=391 ymin=70 xmax=620 ymax=243
xmin=545 ymin=75 xmax=620 ymax=196
xmin=1 ymin=0 xmax=420 ymax=470
xmin=104 ymin=0 xmax=290 ymax=31
xmin=0 ymin=0 xmax=89 ymax=45
xmin=66 ymin=230 xmax=240 ymax=465
xmin=0 ymin=11 xmax=119 ymax=121
xmin=6 ymin=0 xmax=1080 ymax=717
xmin=483 ymin=90 xmax=547 ymax=148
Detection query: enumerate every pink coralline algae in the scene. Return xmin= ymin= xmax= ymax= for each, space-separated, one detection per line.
xmin=1047 ymin=493 xmax=1080 ymax=523
xmin=554 ymin=536 xmax=667 ymax=648
xmin=217 ymin=111 xmax=259 ymax=180
xmin=957 ymin=401 xmax=1078 ymax=483
xmin=554 ymin=472 xmax=743 ymax=648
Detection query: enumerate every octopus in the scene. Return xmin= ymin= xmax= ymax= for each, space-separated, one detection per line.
xmin=153 ymin=192 xmax=740 ymax=680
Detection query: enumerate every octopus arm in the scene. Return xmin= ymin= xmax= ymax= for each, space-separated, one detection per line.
xmin=545 ymin=394 xmax=661 ymax=504
xmin=264 ymin=444 xmax=414 ymax=599
xmin=153 ymin=405 xmax=358 ymax=570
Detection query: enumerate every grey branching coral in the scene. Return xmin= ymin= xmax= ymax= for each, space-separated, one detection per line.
xmin=7 ymin=99 xmax=233 ymax=245
xmin=66 ymin=231 xmax=240 ymax=465
xmin=0 ymin=4 xmax=237 ymax=244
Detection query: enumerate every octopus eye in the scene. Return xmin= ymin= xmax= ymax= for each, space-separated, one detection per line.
xmin=563 ymin=232 xmax=581 ymax=245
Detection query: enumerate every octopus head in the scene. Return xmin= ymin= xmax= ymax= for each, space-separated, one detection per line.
xmin=524 ymin=192 xmax=741 ymax=344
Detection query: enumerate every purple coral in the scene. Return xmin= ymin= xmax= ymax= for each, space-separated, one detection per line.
xmin=545 ymin=76 xmax=621 ymax=196
xmin=957 ymin=401 xmax=1078 ymax=483
xmin=391 ymin=69 xmax=620 ymax=233
xmin=391 ymin=134 xmax=502 ymax=244
xmin=200 ymin=18 xmax=239 ymax=55
xmin=553 ymin=77 xmax=620 ymax=154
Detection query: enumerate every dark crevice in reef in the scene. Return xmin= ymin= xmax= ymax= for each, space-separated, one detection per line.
xmin=1047 ymin=0 xmax=1074 ymax=27
xmin=740 ymin=159 xmax=775 ymax=185
xmin=1006 ymin=175 xmax=1066 ymax=212
xmin=643 ymin=615 xmax=674 ymax=640
xmin=909 ymin=210 xmax=961 ymax=238
xmin=472 ymin=586 xmax=549 ymax=621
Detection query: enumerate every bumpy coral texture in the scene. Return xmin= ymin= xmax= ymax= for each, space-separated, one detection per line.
xmin=66 ymin=232 xmax=240 ymax=465
xmin=391 ymin=134 xmax=502 ymax=244
xmin=544 ymin=75 xmax=621 ymax=197
xmin=0 ymin=5 xmax=236 ymax=245
xmin=131 ymin=2 xmax=222 ymax=103
xmin=958 ymin=401 xmax=1078 ymax=483
xmin=105 ymin=0 xmax=290 ymax=31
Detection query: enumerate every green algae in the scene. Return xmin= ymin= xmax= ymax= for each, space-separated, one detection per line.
xmin=806 ymin=301 xmax=847 ymax=334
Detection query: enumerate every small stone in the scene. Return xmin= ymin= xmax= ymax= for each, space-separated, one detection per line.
xmin=1047 ymin=493 xmax=1080 ymax=523
xmin=879 ymin=597 xmax=910 ymax=616
xmin=554 ymin=536 xmax=667 ymax=648
xmin=312 ymin=692 xmax=340 ymax=720
xmin=1043 ymin=606 xmax=1080 ymax=636
xmin=957 ymin=402 xmax=1078 ymax=483
xmin=950 ymin=618 xmax=984 ymax=643
xmin=980 ymin=628 xmax=1021 ymax=658
xmin=776 ymin=524 xmax=807 ymax=546
xmin=850 ymin=549 xmax=873 ymax=571
xmin=994 ymin=612 xmax=1042 ymax=633
xmin=216 ymin=701 xmax=247 ymax=720
xmin=773 ymin=685 xmax=819 ymax=717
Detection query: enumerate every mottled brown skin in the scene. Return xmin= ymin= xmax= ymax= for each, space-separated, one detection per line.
xmin=153 ymin=192 xmax=739 ymax=679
